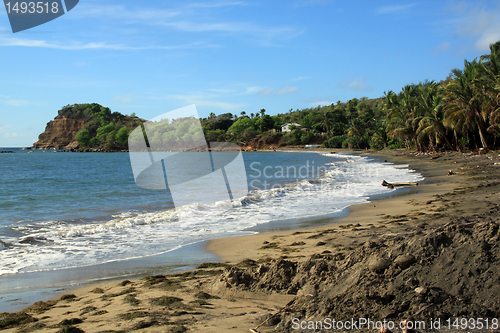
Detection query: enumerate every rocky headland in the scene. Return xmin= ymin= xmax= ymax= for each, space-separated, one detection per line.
xmin=31 ymin=103 xmax=143 ymax=151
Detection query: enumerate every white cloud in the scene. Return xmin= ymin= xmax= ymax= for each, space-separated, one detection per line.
xmin=258 ymin=88 xmax=274 ymax=96
xmin=293 ymin=0 xmax=332 ymax=7
xmin=257 ymin=86 xmax=298 ymax=96
xmin=187 ymin=1 xmax=247 ymax=9
xmin=75 ymin=4 xmax=181 ymax=22
xmin=164 ymin=20 xmax=299 ymax=44
xmin=310 ymin=101 xmax=334 ymax=107
xmin=292 ymin=76 xmax=308 ymax=81
xmin=168 ymin=94 xmax=244 ymax=111
xmin=449 ymin=2 xmax=500 ymax=51
xmin=0 ymin=38 xmax=133 ymax=50
xmin=430 ymin=41 xmax=451 ymax=55
xmin=76 ymin=3 xmax=300 ymax=45
xmin=0 ymin=37 xmax=217 ymax=51
xmin=74 ymin=61 xmax=88 ymax=67
xmin=208 ymin=88 xmax=235 ymax=94
xmin=0 ymin=95 xmax=34 ymax=106
xmin=114 ymin=94 xmax=136 ymax=104
xmin=338 ymin=76 xmax=372 ymax=91
xmin=244 ymin=86 xmax=265 ymax=94
xmin=376 ymin=3 xmax=417 ymax=15
xmin=277 ymin=86 xmax=298 ymax=95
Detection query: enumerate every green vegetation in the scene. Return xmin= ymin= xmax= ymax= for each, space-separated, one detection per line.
xmin=68 ymin=41 xmax=500 ymax=152
xmin=384 ymin=42 xmax=500 ymax=151
xmin=205 ymin=41 xmax=500 ymax=151
xmin=61 ymin=103 xmax=142 ymax=150
xmin=0 ymin=312 xmax=37 ymax=329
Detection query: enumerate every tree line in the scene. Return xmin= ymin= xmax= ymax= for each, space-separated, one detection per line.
xmin=201 ymin=41 xmax=500 ymax=151
xmin=71 ymin=41 xmax=499 ymax=152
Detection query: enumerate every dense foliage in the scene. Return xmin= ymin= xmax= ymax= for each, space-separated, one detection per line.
xmin=199 ymin=41 xmax=500 ymax=152
xmin=384 ymin=41 xmax=500 ymax=151
xmin=62 ymin=103 xmax=142 ymax=150
xmin=71 ymin=41 xmax=500 ymax=152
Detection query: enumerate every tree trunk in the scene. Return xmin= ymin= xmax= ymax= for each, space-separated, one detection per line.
xmin=476 ymin=110 xmax=489 ymax=148
xmin=454 ymin=129 xmax=460 ymax=152
xmin=478 ymin=126 xmax=489 ymax=148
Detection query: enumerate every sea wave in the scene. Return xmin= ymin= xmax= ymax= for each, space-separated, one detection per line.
xmin=0 ymin=153 xmax=424 ymax=276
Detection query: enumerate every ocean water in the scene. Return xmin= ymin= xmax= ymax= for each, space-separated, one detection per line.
xmin=0 ymin=149 xmax=423 ymax=279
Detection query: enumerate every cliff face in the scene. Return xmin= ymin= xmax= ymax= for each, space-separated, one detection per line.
xmin=33 ymin=116 xmax=85 ymax=149
xmin=32 ymin=103 xmax=144 ymax=151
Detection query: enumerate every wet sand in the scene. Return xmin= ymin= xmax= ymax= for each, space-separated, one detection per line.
xmin=2 ymin=149 xmax=500 ymax=333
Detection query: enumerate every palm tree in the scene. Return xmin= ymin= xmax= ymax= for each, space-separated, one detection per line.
xmin=415 ymin=82 xmax=452 ymax=150
xmin=444 ymin=59 xmax=490 ymax=148
xmin=479 ymin=41 xmax=500 ymax=137
xmin=384 ymin=86 xmax=420 ymax=149
xmin=322 ymin=109 xmax=332 ymax=133
xmin=260 ymin=108 xmax=266 ymax=117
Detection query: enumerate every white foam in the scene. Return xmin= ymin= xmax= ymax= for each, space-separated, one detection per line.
xmin=0 ymin=153 xmax=424 ymax=276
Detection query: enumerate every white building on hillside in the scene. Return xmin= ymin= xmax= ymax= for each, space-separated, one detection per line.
xmin=281 ymin=123 xmax=302 ymax=132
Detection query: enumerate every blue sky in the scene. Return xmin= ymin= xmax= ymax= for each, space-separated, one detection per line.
xmin=1 ymin=0 xmax=500 ymax=147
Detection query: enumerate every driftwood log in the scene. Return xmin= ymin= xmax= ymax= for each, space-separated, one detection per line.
xmin=381 ymin=180 xmax=418 ymax=189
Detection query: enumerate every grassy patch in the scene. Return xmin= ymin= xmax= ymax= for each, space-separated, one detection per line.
xmin=171 ymin=311 xmax=203 ymax=316
xmin=259 ymin=242 xmax=279 ymax=249
xmin=170 ymin=269 xmax=223 ymax=281
xmin=132 ymin=320 xmax=156 ymax=330
xmin=57 ymin=318 xmax=84 ymax=326
xmin=123 ymin=294 xmax=140 ymax=306
xmin=306 ymin=233 xmax=324 ymax=239
xmin=280 ymin=247 xmax=298 ymax=253
xmin=149 ymin=296 xmax=184 ymax=308
xmin=289 ymin=241 xmax=306 ymax=246
xmin=0 ymin=312 xmax=37 ymax=329
xmin=256 ymin=257 xmax=273 ymax=264
xmin=26 ymin=300 xmax=59 ymax=314
xmin=91 ymin=288 xmax=105 ymax=294
xmin=56 ymin=326 xmax=85 ymax=333
xmin=142 ymin=275 xmax=168 ymax=286
xmin=194 ymin=292 xmax=219 ymax=300
xmin=100 ymin=288 xmax=136 ymax=301
xmin=189 ymin=300 xmax=211 ymax=307
xmin=17 ymin=322 xmax=46 ymax=333
xmin=118 ymin=311 xmax=149 ymax=321
xmin=59 ymin=294 xmax=77 ymax=301
xmin=143 ymin=275 xmax=182 ymax=291
xmin=80 ymin=306 xmax=97 ymax=315
xmin=196 ymin=262 xmax=231 ymax=269
xmin=170 ymin=325 xmax=187 ymax=333
xmin=92 ymin=310 xmax=108 ymax=316
xmin=119 ymin=280 xmax=132 ymax=286
xmin=236 ymin=259 xmax=257 ymax=267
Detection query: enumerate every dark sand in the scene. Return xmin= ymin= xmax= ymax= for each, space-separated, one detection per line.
xmin=2 ymin=149 xmax=500 ymax=333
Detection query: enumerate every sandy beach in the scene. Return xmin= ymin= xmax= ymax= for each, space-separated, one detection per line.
xmin=2 ymin=149 xmax=500 ymax=333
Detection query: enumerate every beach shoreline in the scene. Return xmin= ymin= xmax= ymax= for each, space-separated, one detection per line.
xmin=205 ymin=149 xmax=458 ymax=265
xmin=2 ymin=149 xmax=500 ymax=333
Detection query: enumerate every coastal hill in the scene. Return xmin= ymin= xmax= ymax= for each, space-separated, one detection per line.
xmin=32 ymin=41 xmax=499 ymax=152
xmin=32 ymin=103 xmax=144 ymax=150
